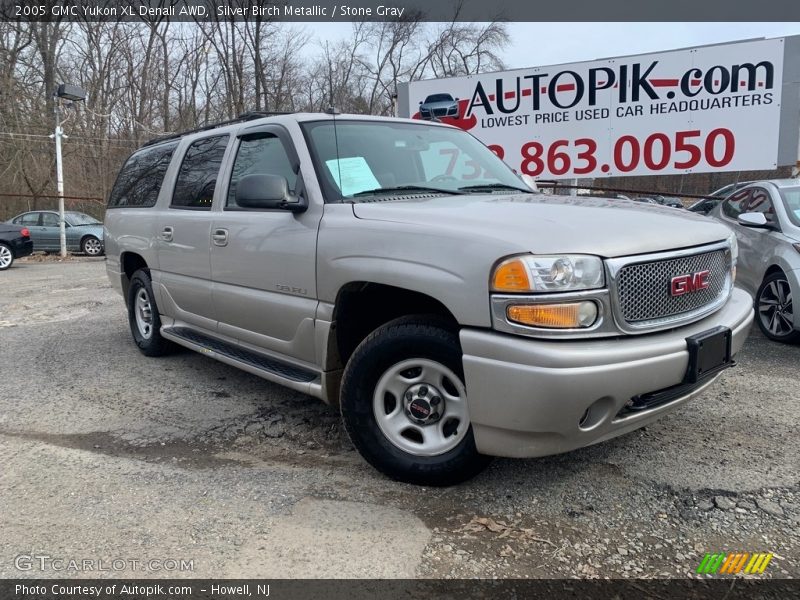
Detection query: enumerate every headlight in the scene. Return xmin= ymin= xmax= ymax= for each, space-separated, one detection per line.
xmin=491 ymin=254 xmax=605 ymax=293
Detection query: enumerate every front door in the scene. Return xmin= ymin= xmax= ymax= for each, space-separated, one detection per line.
xmin=210 ymin=125 xmax=322 ymax=363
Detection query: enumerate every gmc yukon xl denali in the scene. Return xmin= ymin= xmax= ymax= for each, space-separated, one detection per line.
xmin=105 ymin=113 xmax=754 ymax=485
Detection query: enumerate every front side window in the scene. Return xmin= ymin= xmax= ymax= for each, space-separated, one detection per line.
xmin=301 ymin=120 xmax=527 ymax=202
xmin=743 ymin=187 xmax=777 ymax=225
xmin=108 ymin=141 xmax=177 ymax=208
xmin=227 ymin=134 xmax=297 ymax=207
xmin=41 ymin=213 xmax=59 ymax=227
xmin=722 ymin=188 xmax=751 ymax=220
xmin=172 ymin=135 xmax=230 ymax=210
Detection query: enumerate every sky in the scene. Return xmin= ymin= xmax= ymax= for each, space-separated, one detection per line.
xmin=305 ymin=22 xmax=800 ymax=70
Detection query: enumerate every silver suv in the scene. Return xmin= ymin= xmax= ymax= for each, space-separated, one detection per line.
xmin=105 ymin=113 xmax=753 ymax=485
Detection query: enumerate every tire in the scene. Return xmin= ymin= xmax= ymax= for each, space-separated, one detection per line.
xmin=340 ymin=315 xmax=492 ymax=486
xmin=755 ymin=271 xmax=800 ymax=344
xmin=127 ymin=269 xmax=174 ymax=356
xmin=0 ymin=243 xmax=14 ymax=271
xmin=81 ymin=235 xmax=104 ymax=256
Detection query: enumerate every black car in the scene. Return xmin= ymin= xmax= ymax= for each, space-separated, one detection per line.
xmin=0 ymin=223 xmax=34 ymax=270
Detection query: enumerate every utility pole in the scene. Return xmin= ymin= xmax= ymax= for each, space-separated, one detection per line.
xmin=52 ymin=83 xmax=86 ymax=258
xmin=53 ymin=97 xmax=67 ymax=257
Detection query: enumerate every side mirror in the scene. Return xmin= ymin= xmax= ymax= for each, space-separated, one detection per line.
xmin=737 ymin=212 xmax=770 ymax=228
xmin=454 ymin=97 xmax=459 ymax=101
xmin=235 ymin=174 xmax=307 ymax=212
xmin=418 ymin=100 xmax=423 ymax=105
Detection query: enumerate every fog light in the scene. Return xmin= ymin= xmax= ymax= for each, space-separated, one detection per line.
xmin=507 ymin=301 xmax=598 ymax=329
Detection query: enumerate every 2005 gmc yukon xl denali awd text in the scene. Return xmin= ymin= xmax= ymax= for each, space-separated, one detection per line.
xmin=104 ymin=112 xmax=754 ymax=485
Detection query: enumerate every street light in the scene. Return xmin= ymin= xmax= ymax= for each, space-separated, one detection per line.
xmin=53 ymin=83 xmax=86 ymax=257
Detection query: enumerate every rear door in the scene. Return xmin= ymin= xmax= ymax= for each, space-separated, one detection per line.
xmin=156 ymin=134 xmax=231 ymax=331
xmin=210 ymin=125 xmax=322 ymax=363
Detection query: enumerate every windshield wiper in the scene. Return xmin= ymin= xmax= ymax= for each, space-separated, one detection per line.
xmin=352 ymin=185 xmax=461 ymax=198
xmin=458 ymin=183 xmax=533 ymax=194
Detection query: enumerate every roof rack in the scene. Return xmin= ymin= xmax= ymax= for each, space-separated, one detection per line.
xmin=142 ymin=110 xmax=295 ymax=147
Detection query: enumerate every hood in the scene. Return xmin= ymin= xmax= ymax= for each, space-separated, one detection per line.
xmin=352 ymin=194 xmax=731 ymax=258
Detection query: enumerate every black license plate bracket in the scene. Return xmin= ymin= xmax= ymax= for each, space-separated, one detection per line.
xmin=685 ymin=326 xmax=732 ymax=384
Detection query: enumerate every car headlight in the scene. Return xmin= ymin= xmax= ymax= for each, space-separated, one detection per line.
xmin=491 ymin=254 xmax=605 ymax=293
xmin=727 ymin=232 xmax=738 ymax=284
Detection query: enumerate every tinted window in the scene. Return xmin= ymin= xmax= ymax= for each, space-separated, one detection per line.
xmin=172 ymin=135 xmax=229 ymax=209
xmin=722 ymin=188 xmax=751 ymax=219
xmin=41 ymin=213 xmax=59 ymax=227
xmin=227 ymin=135 xmax=297 ymax=207
xmin=108 ymin=142 xmax=177 ymax=208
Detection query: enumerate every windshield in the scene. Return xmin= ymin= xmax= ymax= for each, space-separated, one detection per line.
xmin=66 ymin=212 xmax=101 ymax=226
xmin=779 ymin=187 xmax=800 ymax=228
xmin=301 ymin=120 xmax=529 ymax=202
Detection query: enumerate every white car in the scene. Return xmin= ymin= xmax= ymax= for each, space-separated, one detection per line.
xmin=710 ymin=179 xmax=800 ymax=343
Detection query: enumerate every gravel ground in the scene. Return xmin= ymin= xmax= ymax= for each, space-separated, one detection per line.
xmin=0 ymin=258 xmax=798 ymax=579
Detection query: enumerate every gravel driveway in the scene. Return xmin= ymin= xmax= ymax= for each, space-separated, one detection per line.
xmin=1 ymin=258 xmax=798 ymax=579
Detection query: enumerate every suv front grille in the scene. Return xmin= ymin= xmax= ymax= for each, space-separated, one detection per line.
xmin=615 ymin=248 xmax=730 ymax=329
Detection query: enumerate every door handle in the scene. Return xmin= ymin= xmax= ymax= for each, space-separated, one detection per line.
xmin=160 ymin=226 xmax=174 ymax=242
xmin=212 ymin=228 xmax=229 ymax=247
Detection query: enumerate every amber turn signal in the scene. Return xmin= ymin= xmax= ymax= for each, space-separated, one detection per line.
xmin=507 ymin=301 xmax=598 ymax=329
xmin=491 ymin=258 xmax=530 ymax=292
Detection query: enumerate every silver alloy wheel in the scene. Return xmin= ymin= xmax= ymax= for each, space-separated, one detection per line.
xmin=0 ymin=244 xmax=12 ymax=269
xmin=83 ymin=237 xmax=103 ymax=256
xmin=373 ymin=358 xmax=469 ymax=457
xmin=134 ymin=287 xmax=154 ymax=339
xmin=759 ymin=277 xmax=795 ymax=337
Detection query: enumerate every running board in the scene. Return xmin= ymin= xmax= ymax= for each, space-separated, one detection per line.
xmin=161 ymin=326 xmax=321 ymax=393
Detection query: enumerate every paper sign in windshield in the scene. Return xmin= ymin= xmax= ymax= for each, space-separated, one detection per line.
xmin=325 ymin=157 xmax=380 ymax=196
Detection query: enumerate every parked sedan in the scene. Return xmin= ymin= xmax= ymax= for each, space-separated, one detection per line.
xmin=8 ymin=210 xmax=104 ymax=256
xmin=710 ymin=180 xmax=800 ymax=343
xmin=0 ymin=223 xmax=34 ymax=270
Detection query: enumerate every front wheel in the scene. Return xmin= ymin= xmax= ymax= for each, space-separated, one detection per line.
xmin=127 ymin=269 xmax=174 ymax=356
xmin=340 ymin=316 xmax=491 ymax=486
xmin=756 ymin=271 xmax=799 ymax=344
xmin=0 ymin=243 xmax=14 ymax=270
xmin=81 ymin=235 xmax=103 ymax=256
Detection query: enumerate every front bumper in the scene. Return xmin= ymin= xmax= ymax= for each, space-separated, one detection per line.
xmin=460 ymin=287 xmax=754 ymax=458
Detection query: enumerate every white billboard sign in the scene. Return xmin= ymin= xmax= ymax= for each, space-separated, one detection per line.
xmin=400 ymin=38 xmax=786 ymax=179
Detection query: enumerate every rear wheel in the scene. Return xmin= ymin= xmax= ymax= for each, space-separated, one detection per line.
xmin=340 ymin=316 xmax=491 ymax=486
xmin=81 ymin=235 xmax=103 ymax=256
xmin=127 ymin=269 xmax=174 ymax=356
xmin=0 ymin=243 xmax=13 ymax=270
xmin=756 ymin=271 xmax=800 ymax=344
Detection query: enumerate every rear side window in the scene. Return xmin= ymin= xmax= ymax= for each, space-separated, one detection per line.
xmin=16 ymin=213 xmax=40 ymax=226
xmin=108 ymin=142 xmax=177 ymax=208
xmin=171 ymin=135 xmax=229 ymax=210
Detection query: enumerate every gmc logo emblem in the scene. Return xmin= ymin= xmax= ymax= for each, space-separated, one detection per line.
xmin=671 ymin=270 xmax=710 ymax=296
